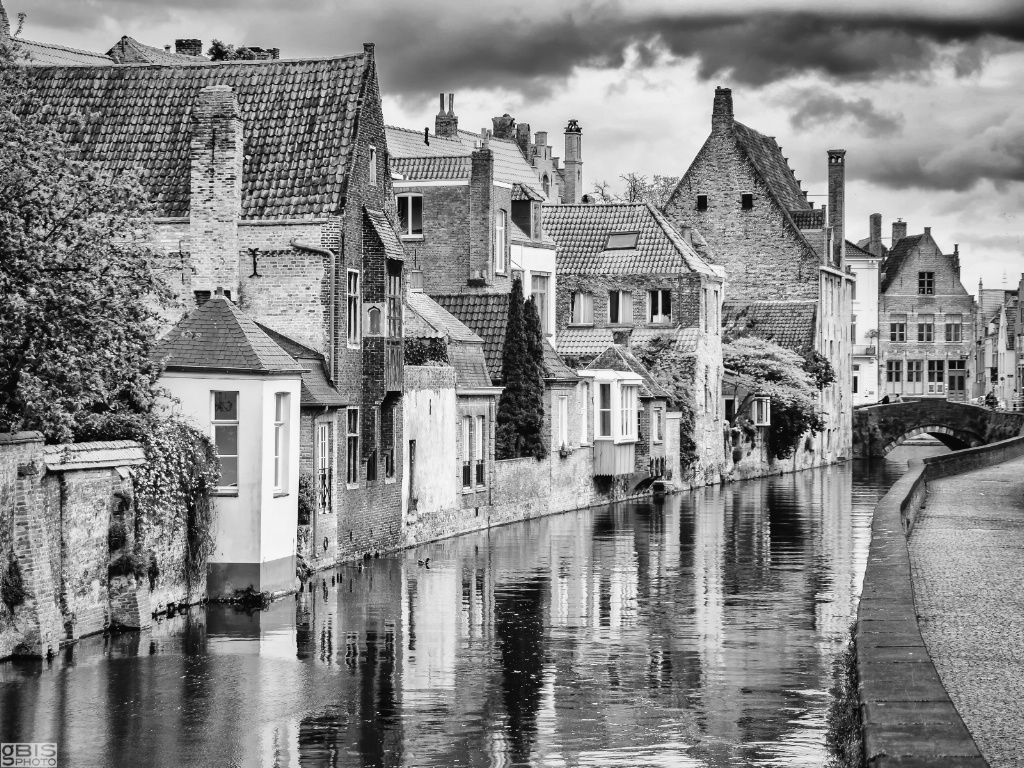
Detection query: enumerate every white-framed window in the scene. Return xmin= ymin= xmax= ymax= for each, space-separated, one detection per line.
xmin=475 ymin=415 xmax=485 ymax=486
xmin=753 ymin=396 xmax=771 ymax=426
xmin=579 ymin=381 xmax=589 ymax=445
xmin=571 ymin=291 xmax=593 ymax=324
xmin=368 ymin=145 xmax=377 ymax=186
xmin=558 ymin=396 xmax=568 ymax=448
xmin=495 ymin=210 xmax=507 ymax=274
xmin=946 ymin=315 xmax=963 ymax=343
xmin=396 ymin=194 xmax=423 ymax=237
xmin=531 ymin=273 xmax=550 ymax=335
xmin=317 ymin=422 xmax=331 ymax=514
xmin=212 ymin=391 xmax=239 ymax=490
xmin=608 ymin=290 xmax=633 ymax=324
xmin=346 ymin=407 xmax=359 ymax=486
xmin=462 ymin=415 xmax=473 ymax=489
xmin=648 ymin=289 xmax=672 ymax=324
xmin=620 ymin=385 xmax=637 ymax=439
xmin=347 ymin=270 xmax=361 ymax=347
xmin=273 ymin=393 xmax=288 ymax=493
xmin=928 ymin=360 xmax=945 ymax=393
xmin=652 ymin=407 xmax=663 ymax=443
xmin=598 ymin=383 xmax=612 ymax=438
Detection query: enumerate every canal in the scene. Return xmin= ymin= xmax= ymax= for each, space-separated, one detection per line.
xmin=1 ymin=447 xmax=946 ymax=767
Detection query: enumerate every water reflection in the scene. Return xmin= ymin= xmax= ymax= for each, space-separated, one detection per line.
xmin=0 ymin=449 xmax=945 ymax=768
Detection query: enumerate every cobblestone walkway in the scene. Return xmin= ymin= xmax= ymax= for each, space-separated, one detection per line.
xmin=908 ymin=457 xmax=1024 ymax=768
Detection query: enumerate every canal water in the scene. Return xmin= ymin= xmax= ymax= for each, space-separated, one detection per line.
xmin=1 ymin=447 xmax=946 ymax=768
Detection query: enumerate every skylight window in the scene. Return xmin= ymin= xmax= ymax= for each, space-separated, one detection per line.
xmin=605 ymin=232 xmax=639 ymax=250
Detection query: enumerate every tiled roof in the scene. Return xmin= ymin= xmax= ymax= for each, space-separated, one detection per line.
xmin=846 ymin=239 xmax=875 ymax=259
xmin=854 ymin=237 xmax=888 ymax=259
xmin=978 ymin=289 xmax=1013 ymax=324
xmin=155 ymin=295 xmax=303 ymax=374
xmin=406 ymin=292 xmax=482 ymax=343
xmin=790 ymin=209 xmax=825 ymax=229
xmin=365 ymin=208 xmax=405 ymax=261
xmin=512 ymin=182 xmax=544 ymax=201
xmin=558 ymin=326 xmax=701 ymax=358
xmin=17 ymin=38 xmax=115 ymax=66
xmin=106 ymin=36 xmax=208 ymax=64
xmin=257 ymin=324 xmax=345 ymax=406
xmin=392 ymin=155 xmax=472 ymax=181
xmin=432 ymin=293 xmax=510 ymax=380
xmin=543 ymin=203 xmax=717 ymax=277
xmin=733 ymin=121 xmax=809 ymax=212
xmin=20 ymin=54 xmax=369 ymax=219
xmin=448 ymin=344 xmax=493 ymax=388
xmin=542 ymin=339 xmax=579 ymax=381
xmin=585 ymin=345 xmax=669 ymax=399
xmin=880 ymin=235 xmax=923 ymax=292
xmin=722 ymin=300 xmax=817 ymax=353
xmin=43 ymin=440 xmax=146 ymax=471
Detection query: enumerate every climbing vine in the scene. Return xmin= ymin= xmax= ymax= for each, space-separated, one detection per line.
xmin=632 ymin=334 xmax=700 ymax=470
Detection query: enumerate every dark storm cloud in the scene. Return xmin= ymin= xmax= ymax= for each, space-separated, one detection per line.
xmin=788 ymin=92 xmax=903 ymax=137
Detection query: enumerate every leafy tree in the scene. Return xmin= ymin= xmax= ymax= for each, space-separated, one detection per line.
xmin=207 ymin=40 xmax=257 ymax=61
xmin=632 ymin=334 xmax=700 ymax=468
xmin=495 ymin=279 xmax=546 ymax=460
xmin=0 ymin=37 xmax=167 ymax=443
xmin=803 ymin=350 xmax=837 ymax=390
xmin=590 ymin=173 xmax=680 ymax=208
xmin=723 ymin=337 xmax=824 ymax=459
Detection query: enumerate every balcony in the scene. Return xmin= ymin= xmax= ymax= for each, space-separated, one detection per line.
xmin=852 ymin=345 xmax=877 ymax=357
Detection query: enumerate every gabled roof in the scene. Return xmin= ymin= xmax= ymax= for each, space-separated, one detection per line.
xmin=979 ymin=288 xmax=1014 ymax=324
xmin=855 ymin=237 xmax=888 ymax=259
xmin=106 ymin=36 xmax=207 ymax=64
xmin=722 ymin=300 xmax=817 ymax=353
xmin=406 ymin=292 xmax=482 ymax=343
xmin=432 ymin=293 xmax=510 ymax=380
xmin=585 ymin=345 xmax=669 ymax=400
xmin=732 ymin=122 xmax=809 ymax=212
xmin=558 ymin=326 xmax=701 ymax=359
xmin=512 ymin=182 xmax=544 ymax=201
xmin=156 ymin=296 xmax=303 ymax=374
xmin=543 ymin=203 xmax=718 ymax=277
xmin=16 ymin=38 xmax=114 ymax=66
xmin=365 ymin=208 xmax=405 ymax=261
xmin=846 ymin=239 xmax=875 ymax=260
xmin=542 ymin=340 xmax=579 ymax=382
xmin=20 ymin=53 xmax=370 ymax=219
xmin=256 ymin=324 xmax=346 ymax=406
xmin=880 ymin=235 xmax=923 ymax=292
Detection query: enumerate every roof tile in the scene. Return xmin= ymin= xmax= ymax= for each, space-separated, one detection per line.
xmin=722 ymin=300 xmax=817 ymax=353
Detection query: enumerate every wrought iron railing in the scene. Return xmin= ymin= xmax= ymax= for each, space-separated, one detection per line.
xmin=317 ymin=467 xmax=332 ymax=513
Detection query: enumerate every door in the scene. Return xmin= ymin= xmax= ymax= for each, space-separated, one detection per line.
xmin=315 ymin=422 xmax=331 ymax=558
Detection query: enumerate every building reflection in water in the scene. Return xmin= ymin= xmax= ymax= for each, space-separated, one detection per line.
xmin=0 ymin=456 xmax=930 ymax=768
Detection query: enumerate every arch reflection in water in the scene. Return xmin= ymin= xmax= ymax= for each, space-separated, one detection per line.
xmin=0 ymin=450 xmax=942 ymax=767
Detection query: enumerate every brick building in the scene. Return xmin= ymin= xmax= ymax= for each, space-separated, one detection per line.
xmin=542 ymin=202 xmax=726 ymax=480
xmin=876 ymin=224 xmax=974 ymax=400
xmin=21 ymin=47 xmax=407 ymax=564
xmin=663 ymin=87 xmax=854 ymax=462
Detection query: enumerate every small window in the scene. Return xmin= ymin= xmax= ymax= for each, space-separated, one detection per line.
xmin=886 ymin=361 xmax=902 ymax=382
xmin=753 ymin=396 xmax=770 ymax=426
xmin=212 ymin=391 xmax=239 ymax=490
xmin=851 ymin=280 xmax=857 ymax=300
xmin=369 ymin=145 xmax=377 ymax=186
xmin=604 ymin=232 xmax=639 ymax=250
xmin=652 ymin=407 xmax=663 ymax=443
xmin=648 ymin=289 xmax=672 ymax=324
xmin=347 ymin=270 xmax=361 ymax=347
xmin=346 ymin=408 xmax=359 ymax=486
xmin=608 ymin=290 xmax=633 ymax=324
xmin=570 ymin=291 xmax=594 ymax=324
xmin=273 ymin=393 xmax=288 ymax=492
xmin=579 ymin=381 xmax=589 ymax=445
xmin=741 ymin=193 xmax=753 ymax=210
xmin=918 ymin=271 xmax=934 ymax=295
xmin=366 ymin=408 xmax=378 ymax=482
xmin=368 ymin=306 xmax=382 ymax=335
xmin=851 ymin=315 xmax=857 ymax=344
xmin=696 ymin=194 xmax=708 ymax=211
xmin=558 ymin=396 xmax=569 ymax=449
xmin=396 ymin=194 xmax=423 ymax=236
xmin=387 ymin=266 xmax=402 ymax=338
xmin=598 ymin=383 xmax=612 ymax=438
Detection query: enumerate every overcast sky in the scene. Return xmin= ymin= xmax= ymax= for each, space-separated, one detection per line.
xmin=17 ymin=0 xmax=1024 ymax=296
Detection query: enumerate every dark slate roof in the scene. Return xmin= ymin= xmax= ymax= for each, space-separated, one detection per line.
xmin=733 ymin=121 xmax=809 ymax=212
xmin=585 ymin=345 xmax=669 ymax=399
xmin=880 ymin=235 xmax=923 ymax=292
xmin=256 ymin=324 xmax=346 ymax=406
xmin=542 ymin=203 xmax=718 ymax=276
xmin=156 ymin=296 xmax=303 ymax=374
xmin=392 ymin=155 xmax=472 ymax=181
xmin=790 ymin=209 xmax=825 ymax=229
xmin=722 ymin=300 xmax=817 ymax=353
xmin=106 ymin=36 xmax=208 ymax=64
xmin=558 ymin=327 xmax=700 ymax=358
xmin=17 ymin=38 xmax=115 ymax=66
xmin=20 ymin=53 xmax=369 ymax=219
xmin=365 ymin=208 xmax=405 ymax=261
xmin=432 ymin=293 xmax=510 ymax=379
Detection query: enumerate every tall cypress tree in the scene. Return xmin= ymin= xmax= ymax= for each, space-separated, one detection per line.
xmin=495 ymin=279 xmax=547 ymax=460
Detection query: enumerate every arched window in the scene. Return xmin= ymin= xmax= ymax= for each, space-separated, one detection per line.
xmin=368 ymin=306 xmax=381 ymax=335
xmin=542 ymin=174 xmax=550 ymax=196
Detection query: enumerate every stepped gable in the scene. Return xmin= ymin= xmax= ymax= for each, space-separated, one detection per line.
xmin=106 ymin=36 xmax=208 ymax=64
xmin=558 ymin=326 xmax=701 ymax=359
xmin=880 ymin=235 xmax=924 ymax=292
xmin=732 ymin=121 xmax=809 ymax=212
xmin=257 ymin=324 xmax=346 ymax=406
xmin=542 ymin=202 xmax=717 ymax=276
xmin=155 ymin=295 xmax=302 ymax=374
xmin=20 ymin=53 xmax=369 ymax=219
xmin=722 ymin=300 xmax=817 ymax=353
xmin=585 ymin=345 xmax=669 ymax=400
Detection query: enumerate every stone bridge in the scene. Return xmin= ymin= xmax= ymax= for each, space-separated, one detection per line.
xmin=853 ymin=400 xmax=1024 ymax=457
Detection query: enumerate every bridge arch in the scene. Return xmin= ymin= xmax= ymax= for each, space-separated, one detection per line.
xmin=879 ymin=425 xmax=984 ymax=456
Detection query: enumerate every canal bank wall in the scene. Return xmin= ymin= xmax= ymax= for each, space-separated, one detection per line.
xmin=855 ymin=435 xmax=1024 ymax=765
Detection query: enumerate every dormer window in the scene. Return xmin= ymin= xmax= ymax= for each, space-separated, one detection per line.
xmin=696 ymin=194 xmax=708 ymax=211
xmin=396 ymin=194 xmax=423 ymax=237
xmin=741 ymin=193 xmax=753 ymax=210
xmin=605 ymin=231 xmax=639 ymax=250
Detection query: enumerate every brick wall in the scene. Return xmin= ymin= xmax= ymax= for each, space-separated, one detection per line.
xmin=239 ymin=248 xmax=327 ymax=353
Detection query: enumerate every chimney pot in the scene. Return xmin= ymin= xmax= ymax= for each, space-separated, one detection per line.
xmin=424 ymin=127 xmax=429 ymax=145
xmin=924 ymin=226 xmax=931 ymax=236
xmin=448 ymin=93 xmax=454 ymax=115
xmin=438 ymin=93 xmax=445 ymax=114
xmin=164 ymin=44 xmax=171 ymax=53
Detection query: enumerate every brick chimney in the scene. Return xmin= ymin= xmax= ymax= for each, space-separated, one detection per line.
xmin=491 ymin=113 xmax=516 ymax=141
xmin=712 ymin=86 xmax=734 ymax=132
xmin=563 ymin=119 xmax=583 ymax=203
xmin=868 ymin=213 xmax=883 ymax=257
xmin=190 ymin=85 xmax=243 ymax=299
xmin=892 ymin=219 xmax=907 ymax=246
xmin=469 ymin=143 xmax=494 ymax=285
xmin=953 ymin=243 xmax=960 ymax=278
xmin=827 ymin=149 xmax=846 ymax=268
xmin=516 ymin=123 xmax=532 ymax=160
xmin=435 ymin=93 xmax=458 ymax=138
xmin=175 ymin=38 xmax=202 ymax=57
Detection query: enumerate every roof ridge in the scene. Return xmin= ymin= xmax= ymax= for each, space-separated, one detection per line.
xmin=32 ymin=51 xmax=365 ymax=70
xmin=21 ymin=38 xmax=113 ymax=59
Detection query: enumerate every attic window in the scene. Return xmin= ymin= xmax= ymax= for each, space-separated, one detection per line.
xmin=369 ymin=145 xmax=377 ymax=186
xmin=741 ymin=193 xmax=753 ymax=210
xmin=605 ymin=232 xmax=639 ymax=250
xmin=696 ymin=194 xmax=708 ymax=211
